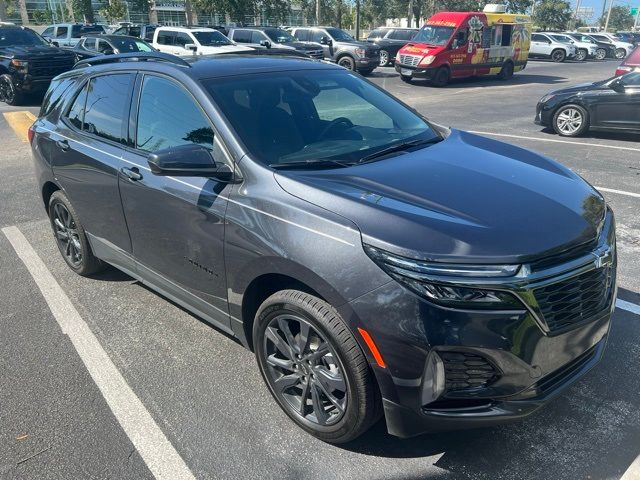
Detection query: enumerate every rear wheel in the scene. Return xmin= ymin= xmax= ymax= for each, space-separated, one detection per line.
xmin=379 ymin=49 xmax=390 ymax=66
xmin=431 ymin=66 xmax=450 ymax=87
xmin=0 ymin=74 xmax=23 ymax=106
xmin=48 ymin=191 xmax=106 ymax=276
xmin=553 ymin=104 xmax=589 ymax=137
xmin=254 ymin=290 xmax=381 ymax=444
xmin=574 ymin=48 xmax=587 ymax=61
xmin=595 ymin=48 xmax=607 ymax=60
xmin=615 ymin=47 xmax=627 ymax=59
xmin=337 ymin=56 xmax=356 ymax=71
xmin=551 ymin=49 xmax=566 ymax=63
xmin=498 ymin=61 xmax=514 ymax=80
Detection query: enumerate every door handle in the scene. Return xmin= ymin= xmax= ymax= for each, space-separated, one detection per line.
xmin=121 ymin=167 xmax=142 ymax=181
xmin=56 ymin=139 xmax=70 ymax=151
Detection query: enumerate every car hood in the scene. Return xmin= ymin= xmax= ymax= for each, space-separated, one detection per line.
xmin=0 ymin=44 xmax=74 ymax=59
xmin=274 ymin=129 xmax=605 ymax=263
xmin=548 ymin=82 xmax=601 ymax=96
xmin=399 ymin=43 xmax=446 ymax=57
xmin=199 ymin=44 xmax=253 ymax=53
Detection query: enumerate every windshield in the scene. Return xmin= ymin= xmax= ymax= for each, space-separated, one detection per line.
xmin=550 ymin=35 xmax=572 ymax=44
xmin=0 ymin=28 xmax=48 ymax=47
xmin=110 ymin=38 xmax=154 ymax=52
xmin=204 ymin=70 xmax=439 ymax=168
xmin=266 ymin=28 xmax=295 ymax=43
xmin=326 ymin=28 xmax=354 ymax=42
xmin=192 ymin=30 xmax=232 ymax=46
xmin=570 ymin=34 xmax=595 ymax=44
xmin=413 ymin=25 xmax=455 ymax=46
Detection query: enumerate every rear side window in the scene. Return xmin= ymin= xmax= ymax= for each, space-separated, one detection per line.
xmin=174 ymin=32 xmax=192 ymax=47
xmin=293 ymin=29 xmax=309 ymax=41
xmin=251 ymin=31 xmax=266 ymax=43
xmin=55 ymin=26 xmax=68 ymax=38
xmin=368 ymin=29 xmax=386 ymax=39
xmin=40 ymin=76 xmax=75 ymax=117
xmin=233 ymin=29 xmax=251 ymax=43
xmin=66 ymin=74 xmax=134 ymax=144
xmin=136 ymin=76 xmax=213 ymax=152
xmin=130 ymin=26 xmax=141 ymax=37
xmin=311 ymin=30 xmax=325 ymax=43
xmin=157 ymin=31 xmax=174 ymax=45
xmin=390 ymin=30 xmax=415 ymax=41
xmin=143 ymin=26 xmax=155 ymax=40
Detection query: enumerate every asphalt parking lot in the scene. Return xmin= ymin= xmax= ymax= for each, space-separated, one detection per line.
xmin=1 ymin=58 xmax=639 ymax=480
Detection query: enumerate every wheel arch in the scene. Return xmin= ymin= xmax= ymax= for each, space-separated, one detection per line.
xmin=42 ymin=181 xmax=62 ymax=213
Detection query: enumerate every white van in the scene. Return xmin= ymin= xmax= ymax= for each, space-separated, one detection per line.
xmin=152 ymin=26 xmax=253 ymax=56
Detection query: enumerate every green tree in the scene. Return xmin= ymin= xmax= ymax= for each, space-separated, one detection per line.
xmin=533 ymin=0 xmax=571 ymax=30
xmin=32 ymin=7 xmax=54 ymax=23
xmin=100 ymin=0 xmax=127 ymax=22
xmin=504 ymin=0 xmax=532 ymax=13
xmin=600 ymin=5 xmax=634 ymax=31
xmin=73 ymin=0 xmax=95 ymax=23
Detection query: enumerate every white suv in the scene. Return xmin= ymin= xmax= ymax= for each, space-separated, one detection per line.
xmin=152 ymin=26 xmax=253 ymax=56
xmin=590 ymin=32 xmax=633 ymax=59
xmin=547 ymin=33 xmax=597 ymax=61
xmin=529 ymin=32 xmax=576 ymax=62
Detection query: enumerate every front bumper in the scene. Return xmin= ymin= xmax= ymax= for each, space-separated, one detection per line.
xmin=347 ymin=210 xmax=616 ymax=438
xmin=394 ymin=62 xmax=436 ymax=79
xmin=355 ymin=56 xmax=379 ymax=70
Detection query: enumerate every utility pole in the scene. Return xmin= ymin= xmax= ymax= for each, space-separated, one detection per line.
xmin=355 ymin=0 xmax=360 ymax=40
xmin=634 ymin=7 xmax=640 ymax=30
xmin=572 ymin=0 xmax=582 ymax=30
xmin=604 ymin=0 xmax=613 ymax=31
xmin=315 ymin=0 xmax=320 ymax=25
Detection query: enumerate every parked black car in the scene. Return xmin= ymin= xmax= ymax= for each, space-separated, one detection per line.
xmin=366 ymin=26 xmax=418 ymax=66
xmin=0 ymin=24 xmax=76 ymax=105
xmin=615 ymin=31 xmax=639 ymax=46
xmin=291 ymin=26 xmax=379 ymax=74
xmin=228 ymin=26 xmax=324 ymax=59
xmin=70 ymin=34 xmax=156 ymax=61
xmin=536 ymin=72 xmax=640 ymax=136
xmin=565 ymin=32 xmax=617 ymax=59
xmin=111 ymin=24 xmax=158 ymax=42
xmin=32 ymin=52 xmax=616 ymax=443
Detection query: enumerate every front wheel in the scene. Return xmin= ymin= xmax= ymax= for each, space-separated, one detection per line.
xmin=379 ymin=49 xmax=390 ymax=66
xmin=551 ymin=49 xmax=566 ymax=63
xmin=615 ymin=48 xmax=627 ymax=59
xmin=498 ymin=61 xmax=514 ymax=80
xmin=574 ymin=48 xmax=587 ymax=61
xmin=254 ymin=290 xmax=381 ymax=444
xmin=0 ymin=74 xmax=23 ymax=106
xmin=431 ymin=66 xmax=450 ymax=87
xmin=553 ymin=104 xmax=589 ymax=137
xmin=595 ymin=48 xmax=607 ymax=60
xmin=337 ymin=56 xmax=356 ymax=71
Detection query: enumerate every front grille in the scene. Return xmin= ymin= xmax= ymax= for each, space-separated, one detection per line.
xmin=534 ymin=266 xmax=614 ymax=334
xmin=29 ymin=57 xmax=75 ymax=78
xmin=398 ymin=54 xmax=421 ymax=66
xmin=441 ymin=351 xmax=499 ymax=392
xmin=307 ymin=50 xmax=324 ymax=59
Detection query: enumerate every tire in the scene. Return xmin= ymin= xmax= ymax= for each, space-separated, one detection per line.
xmin=430 ymin=66 xmax=450 ymax=87
xmin=574 ymin=48 xmax=587 ymax=61
xmin=48 ymin=191 xmax=106 ymax=276
xmin=0 ymin=73 xmax=23 ymax=106
xmin=552 ymin=104 xmax=589 ymax=137
xmin=595 ymin=48 xmax=606 ymax=60
xmin=400 ymin=74 xmax=412 ymax=83
xmin=254 ymin=290 xmax=381 ymax=444
xmin=358 ymin=68 xmax=374 ymax=76
xmin=337 ymin=55 xmax=356 ymax=71
xmin=379 ymin=49 xmax=390 ymax=67
xmin=498 ymin=61 xmax=514 ymax=80
xmin=551 ymin=49 xmax=566 ymax=63
xmin=615 ymin=48 xmax=626 ymax=59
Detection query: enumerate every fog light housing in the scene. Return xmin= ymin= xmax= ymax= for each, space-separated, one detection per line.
xmin=421 ymin=351 xmax=445 ymax=404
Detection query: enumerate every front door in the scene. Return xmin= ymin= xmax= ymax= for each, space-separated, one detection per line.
xmin=592 ymin=73 xmax=640 ymax=129
xmin=118 ymin=74 xmax=233 ymax=331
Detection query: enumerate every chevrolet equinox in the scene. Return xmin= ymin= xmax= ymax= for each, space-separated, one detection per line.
xmin=31 ymin=52 xmax=617 ymax=443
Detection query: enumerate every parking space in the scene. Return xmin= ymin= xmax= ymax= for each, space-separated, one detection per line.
xmin=1 ymin=57 xmax=640 ymax=480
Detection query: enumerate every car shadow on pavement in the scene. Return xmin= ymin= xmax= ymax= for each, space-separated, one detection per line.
xmin=537 ymin=127 xmax=640 ymax=144
xmin=340 ymin=286 xmax=640 ymax=480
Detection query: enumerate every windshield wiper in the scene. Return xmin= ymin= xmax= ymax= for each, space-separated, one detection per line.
xmin=269 ymin=159 xmax=353 ymax=170
xmin=357 ymin=137 xmax=443 ymax=164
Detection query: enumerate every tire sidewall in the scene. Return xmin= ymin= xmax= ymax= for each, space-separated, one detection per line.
xmin=552 ymin=104 xmax=589 ymax=137
xmin=431 ymin=66 xmax=450 ymax=87
xmin=615 ymin=48 xmax=626 ymax=59
xmin=551 ymin=49 xmax=566 ymax=62
xmin=499 ymin=61 xmax=514 ymax=80
xmin=595 ymin=48 xmax=606 ymax=60
xmin=379 ymin=49 xmax=389 ymax=66
xmin=338 ymin=56 xmax=356 ymax=70
xmin=0 ymin=74 xmax=19 ymax=106
xmin=253 ymin=295 xmax=369 ymax=443
xmin=575 ymin=49 xmax=587 ymax=61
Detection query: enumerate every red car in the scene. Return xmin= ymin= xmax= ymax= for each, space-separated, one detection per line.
xmin=616 ymin=46 xmax=640 ymax=75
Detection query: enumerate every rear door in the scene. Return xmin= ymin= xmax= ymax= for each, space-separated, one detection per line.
xmin=117 ymin=74 xmax=234 ymax=331
xmin=49 ymin=73 xmax=136 ymax=270
xmin=531 ymin=33 xmax=552 ymax=56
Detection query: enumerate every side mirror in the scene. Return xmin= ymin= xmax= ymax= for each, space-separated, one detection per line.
xmin=321 ymin=36 xmax=332 ymax=46
xmin=185 ymin=43 xmax=197 ymax=52
xmin=147 ymin=144 xmax=233 ymax=180
xmin=609 ymin=78 xmax=625 ymax=92
xmin=260 ymin=39 xmax=271 ymax=48
xmin=52 ymin=41 xmax=59 ymax=47
xmin=102 ymin=48 xmax=114 ymax=55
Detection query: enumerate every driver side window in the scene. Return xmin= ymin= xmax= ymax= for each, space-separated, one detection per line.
xmin=621 ymin=72 xmax=640 ymax=86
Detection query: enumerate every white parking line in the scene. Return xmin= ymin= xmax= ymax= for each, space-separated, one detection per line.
xmin=595 ymin=187 xmax=640 ymax=199
xmin=621 ymin=452 xmax=640 ymax=480
xmin=468 ymin=131 xmax=640 ymax=153
xmin=617 ymin=299 xmax=640 ymax=316
xmin=1 ymin=226 xmax=195 ymax=480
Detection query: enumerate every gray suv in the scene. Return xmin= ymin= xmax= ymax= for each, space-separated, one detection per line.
xmin=32 ymin=52 xmax=616 ymax=444
xmin=228 ymin=26 xmax=324 ymax=59
xmin=291 ymin=26 xmax=379 ymax=74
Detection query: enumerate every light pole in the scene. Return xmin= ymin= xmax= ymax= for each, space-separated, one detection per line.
xmin=604 ymin=0 xmax=613 ymax=31
xmin=355 ymin=0 xmax=360 ymax=40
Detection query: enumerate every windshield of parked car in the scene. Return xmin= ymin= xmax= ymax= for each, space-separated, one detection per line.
xmin=266 ymin=28 xmax=295 ymax=43
xmin=192 ymin=30 xmax=232 ymax=46
xmin=0 ymin=28 xmax=48 ymax=46
xmin=570 ymin=34 xmax=595 ymax=44
xmin=550 ymin=34 xmax=572 ymax=44
xmin=205 ymin=69 xmax=439 ymax=168
xmin=326 ymin=28 xmax=354 ymax=41
xmin=110 ymin=37 xmax=154 ymax=52
xmin=413 ymin=25 xmax=455 ymax=46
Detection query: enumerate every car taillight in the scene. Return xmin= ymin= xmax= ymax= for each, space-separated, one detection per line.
xmin=27 ymin=125 xmax=35 ymax=144
xmin=615 ymin=66 xmax=634 ymax=76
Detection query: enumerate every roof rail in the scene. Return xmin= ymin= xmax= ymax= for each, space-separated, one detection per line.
xmin=73 ymin=52 xmax=191 ymax=70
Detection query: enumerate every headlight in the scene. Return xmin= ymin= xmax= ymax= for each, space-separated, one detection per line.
xmin=364 ymin=245 xmax=524 ymax=310
xmin=354 ymin=48 xmax=366 ymax=57
xmin=420 ymin=55 xmax=435 ymax=65
xmin=539 ymin=93 xmax=556 ymax=103
xmin=10 ymin=59 xmax=28 ymax=69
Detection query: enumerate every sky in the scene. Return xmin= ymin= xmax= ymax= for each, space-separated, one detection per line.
xmin=574 ymin=0 xmax=637 ymax=24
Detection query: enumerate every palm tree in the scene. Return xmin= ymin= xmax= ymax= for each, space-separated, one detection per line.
xmin=148 ymin=0 xmax=158 ymax=24
xmin=17 ymin=0 xmax=29 ymax=25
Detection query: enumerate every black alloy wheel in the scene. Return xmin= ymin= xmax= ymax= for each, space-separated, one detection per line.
xmin=0 ymin=74 xmax=21 ymax=106
xmin=551 ymin=49 xmax=566 ymax=62
xmin=254 ymin=290 xmax=381 ymax=443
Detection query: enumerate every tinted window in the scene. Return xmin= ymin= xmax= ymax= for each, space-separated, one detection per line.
xmin=174 ymin=32 xmax=192 ymax=47
xmin=42 ymin=27 xmax=54 ymax=36
xmin=621 ymin=72 xmax=640 ymax=86
xmin=97 ymin=39 xmax=114 ymax=53
xmin=311 ymin=30 xmax=325 ymax=43
xmin=532 ymin=33 xmax=546 ymax=42
xmin=136 ymin=76 xmax=214 ymax=153
xmin=82 ymin=37 xmax=97 ymax=50
xmin=143 ymin=26 xmax=155 ymax=41
xmin=41 ymin=76 xmax=75 ymax=116
xmin=129 ymin=26 xmax=141 ymax=37
xmin=251 ymin=31 xmax=266 ymax=43
xmin=325 ymin=28 xmax=353 ymax=41
xmin=0 ymin=27 xmax=47 ymax=46
xmin=265 ymin=28 xmax=295 ymax=43
xmin=66 ymin=83 xmax=87 ymax=130
xmin=110 ymin=38 xmax=154 ymax=52
xmin=368 ymin=29 xmax=386 ymax=39
xmin=157 ymin=31 xmax=174 ymax=45
xmin=192 ymin=30 xmax=231 ymax=46
xmin=390 ymin=29 xmax=416 ymax=40
xmin=55 ymin=26 xmax=68 ymax=38
xmin=233 ymin=29 xmax=252 ymax=43
xmin=293 ymin=29 xmax=309 ymax=41
xmin=82 ymin=74 xmax=134 ymax=143
xmin=113 ymin=27 xmax=127 ymax=35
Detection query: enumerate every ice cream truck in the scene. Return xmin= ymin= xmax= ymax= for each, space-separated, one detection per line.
xmin=395 ymin=5 xmax=532 ymax=86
